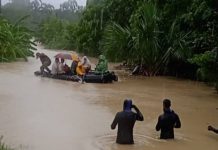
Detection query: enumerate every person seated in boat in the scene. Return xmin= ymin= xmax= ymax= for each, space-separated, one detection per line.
xmin=76 ymin=61 xmax=86 ymax=76
xmin=111 ymin=99 xmax=144 ymax=144
xmin=71 ymin=61 xmax=78 ymax=75
xmin=208 ymin=125 xmax=218 ymax=134
xmin=36 ymin=52 xmax=51 ymax=74
xmin=51 ymin=58 xmax=60 ymax=75
xmin=71 ymin=56 xmax=80 ymax=75
xmin=58 ymin=58 xmax=66 ymax=74
xmin=81 ymin=56 xmax=91 ymax=73
xmin=95 ymin=55 xmax=108 ymax=74
xmin=63 ymin=65 xmax=71 ymax=75
xmin=59 ymin=58 xmax=71 ymax=75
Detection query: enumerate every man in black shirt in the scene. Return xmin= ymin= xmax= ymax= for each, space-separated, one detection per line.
xmin=111 ymin=99 xmax=144 ymax=144
xmin=156 ymin=99 xmax=181 ymax=139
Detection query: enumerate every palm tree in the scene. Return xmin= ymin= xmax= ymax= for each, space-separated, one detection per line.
xmin=102 ymin=2 xmax=163 ymax=75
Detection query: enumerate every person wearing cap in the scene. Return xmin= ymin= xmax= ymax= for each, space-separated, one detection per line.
xmin=111 ymin=99 xmax=144 ymax=144
xmin=156 ymin=99 xmax=181 ymax=139
xmin=36 ymin=52 xmax=51 ymax=74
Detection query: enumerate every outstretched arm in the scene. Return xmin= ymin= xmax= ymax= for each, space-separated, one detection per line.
xmin=208 ymin=125 xmax=218 ymax=134
xmin=132 ymin=105 xmax=144 ymax=121
xmin=111 ymin=113 xmax=119 ymax=130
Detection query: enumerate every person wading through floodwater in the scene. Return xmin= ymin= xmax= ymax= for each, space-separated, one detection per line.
xmin=111 ymin=99 xmax=144 ymax=144
xmin=156 ymin=99 xmax=181 ymax=139
xmin=36 ymin=52 xmax=51 ymax=74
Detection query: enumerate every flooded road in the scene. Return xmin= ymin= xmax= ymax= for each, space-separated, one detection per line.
xmin=0 ymin=46 xmax=218 ymax=150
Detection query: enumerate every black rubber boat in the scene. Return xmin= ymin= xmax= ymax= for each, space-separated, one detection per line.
xmin=34 ymin=71 xmax=118 ymax=83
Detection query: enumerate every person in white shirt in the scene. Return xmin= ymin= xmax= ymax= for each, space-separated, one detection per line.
xmin=51 ymin=58 xmax=60 ymax=75
xmin=58 ymin=58 xmax=66 ymax=74
xmin=81 ymin=56 xmax=91 ymax=73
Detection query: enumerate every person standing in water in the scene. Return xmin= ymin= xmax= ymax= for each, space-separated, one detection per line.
xmin=36 ymin=52 xmax=51 ymax=74
xmin=111 ymin=99 xmax=144 ymax=144
xmin=156 ymin=99 xmax=181 ymax=139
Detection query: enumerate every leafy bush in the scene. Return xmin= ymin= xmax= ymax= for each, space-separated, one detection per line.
xmin=189 ymin=48 xmax=218 ymax=91
xmin=0 ymin=17 xmax=36 ymax=62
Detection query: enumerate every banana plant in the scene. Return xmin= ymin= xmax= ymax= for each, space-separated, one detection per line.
xmin=0 ymin=17 xmax=36 ymax=62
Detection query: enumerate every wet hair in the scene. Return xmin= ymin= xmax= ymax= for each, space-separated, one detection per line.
xmin=123 ymin=99 xmax=132 ymax=111
xmin=163 ymin=99 xmax=171 ymax=108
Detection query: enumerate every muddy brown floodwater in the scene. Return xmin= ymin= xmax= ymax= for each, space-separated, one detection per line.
xmin=0 ymin=46 xmax=218 ymax=150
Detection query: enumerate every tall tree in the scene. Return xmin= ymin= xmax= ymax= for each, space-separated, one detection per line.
xmin=60 ymin=0 xmax=79 ymax=12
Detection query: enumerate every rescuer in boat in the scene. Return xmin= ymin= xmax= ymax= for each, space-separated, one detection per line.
xmin=36 ymin=52 xmax=51 ymax=74
xmin=95 ymin=55 xmax=108 ymax=74
xmin=156 ymin=99 xmax=181 ymax=139
xmin=111 ymin=99 xmax=144 ymax=144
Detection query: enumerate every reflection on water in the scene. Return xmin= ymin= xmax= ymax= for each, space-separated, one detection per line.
xmin=0 ymin=46 xmax=218 ymax=150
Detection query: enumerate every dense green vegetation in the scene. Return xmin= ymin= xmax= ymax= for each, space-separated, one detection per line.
xmin=190 ymin=48 xmax=218 ymax=92
xmin=0 ymin=16 xmax=35 ymax=62
xmin=37 ymin=17 xmax=69 ymax=49
xmin=1 ymin=0 xmax=217 ymax=91
xmin=72 ymin=0 xmax=218 ymax=91
xmin=0 ymin=0 xmax=83 ymax=61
